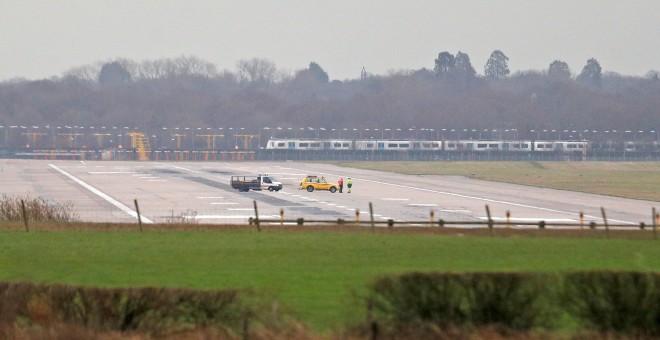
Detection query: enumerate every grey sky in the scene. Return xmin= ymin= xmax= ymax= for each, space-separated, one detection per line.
xmin=1 ymin=0 xmax=658 ymax=81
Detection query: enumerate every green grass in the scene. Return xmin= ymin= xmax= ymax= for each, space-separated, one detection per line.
xmin=332 ymin=161 xmax=660 ymax=201
xmin=1 ymin=230 xmax=659 ymax=331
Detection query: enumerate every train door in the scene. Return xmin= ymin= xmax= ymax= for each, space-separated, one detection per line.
xmin=377 ymin=142 xmax=385 ymax=150
xmin=288 ymin=141 xmax=296 ymax=150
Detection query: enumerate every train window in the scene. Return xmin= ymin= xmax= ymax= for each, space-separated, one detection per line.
xmin=477 ymin=143 xmax=487 ymax=148
xmin=488 ymin=144 xmax=498 ymax=148
xmin=342 ymin=143 xmax=350 ymax=147
xmin=522 ymin=144 xmax=529 ymax=149
xmin=536 ymin=144 xmax=544 ymax=149
xmin=447 ymin=143 xmax=455 ymax=148
xmin=567 ymin=144 xmax=576 ymax=149
xmin=299 ymin=143 xmax=309 ymax=147
xmin=277 ymin=142 xmax=285 ymax=147
xmin=310 ymin=143 xmax=321 ymax=147
xmin=367 ymin=143 xmax=375 ymax=148
xmin=412 ymin=142 xmax=420 ymax=148
xmin=432 ymin=143 xmax=439 ymax=148
xmin=399 ymin=143 xmax=409 ymax=148
xmin=334 ymin=143 xmax=341 ymax=147
xmin=388 ymin=143 xmax=397 ymax=148
xmin=545 ymin=143 xmax=553 ymax=148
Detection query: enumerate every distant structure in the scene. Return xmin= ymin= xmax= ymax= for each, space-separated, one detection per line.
xmin=361 ymin=67 xmax=367 ymax=80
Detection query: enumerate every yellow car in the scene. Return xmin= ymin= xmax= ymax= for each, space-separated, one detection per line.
xmin=299 ymin=175 xmax=339 ymax=193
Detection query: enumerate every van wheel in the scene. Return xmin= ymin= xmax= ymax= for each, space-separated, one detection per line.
xmin=269 ymin=187 xmax=275 ymax=191
xmin=307 ymin=186 xmax=314 ymax=192
xmin=330 ymin=187 xmax=337 ymax=193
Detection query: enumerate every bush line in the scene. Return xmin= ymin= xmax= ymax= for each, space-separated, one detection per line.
xmin=367 ymin=271 xmax=660 ymax=336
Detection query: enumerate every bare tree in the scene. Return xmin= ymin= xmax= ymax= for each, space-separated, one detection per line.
xmin=236 ymin=58 xmax=277 ymax=84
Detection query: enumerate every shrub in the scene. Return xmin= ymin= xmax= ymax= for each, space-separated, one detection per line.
xmin=0 ymin=195 xmax=78 ymax=222
xmin=562 ymin=271 xmax=660 ymax=336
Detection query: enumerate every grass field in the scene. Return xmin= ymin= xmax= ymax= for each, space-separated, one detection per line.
xmin=1 ymin=228 xmax=659 ymax=332
xmin=333 ymin=161 xmax=660 ymax=201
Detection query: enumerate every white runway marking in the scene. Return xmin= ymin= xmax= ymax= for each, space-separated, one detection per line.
xmin=211 ymin=202 xmax=239 ymax=205
xmin=284 ymin=166 xmax=637 ymax=225
xmin=382 ymin=198 xmax=409 ymax=201
xmin=89 ymin=171 xmax=143 ymax=174
xmin=227 ymin=208 xmax=255 ymax=211
xmin=197 ymin=196 xmax=224 ymax=199
xmin=409 ymin=203 xmax=438 ymax=207
xmin=49 ymin=164 xmax=153 ymax=223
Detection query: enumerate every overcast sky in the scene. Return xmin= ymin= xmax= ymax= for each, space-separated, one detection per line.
xmin=1 ymin=1 xmax=658 ymax=82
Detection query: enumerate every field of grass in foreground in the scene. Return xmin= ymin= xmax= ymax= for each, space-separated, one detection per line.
xmin=333 ymin=161 xmax=660 ymax=201
xmin=1 ymin=229 xmax=659 ymax=332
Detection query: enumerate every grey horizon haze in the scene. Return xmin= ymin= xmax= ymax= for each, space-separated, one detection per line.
xmin=1 ymin=0 xmax=658 ymax=82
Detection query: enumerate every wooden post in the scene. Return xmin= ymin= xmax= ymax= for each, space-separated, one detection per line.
xmin=506 ymin=210 xmax=510 ymax=229
xmin=20 ymin=199 xmax=29 ymax=232
xmin=279 ymin=208 xmax=284 ymax=225
xmin=430 ymin=210 xmax=435 ymax=227
xmin=253 ymin=200 xmax=261 ymax=232
xmin=601 ymin=207 xmax=609 ymax=239
xmin=485 ymin=205 xmax=493 ymax=236
xmin=134 ymin=199 xmax=142 ymax=232
xmin=579 ymin=211 xmax=584 ymax=229
xmin=369 ymin=202 xmax=375 ymax=231
xmin=653 ymin=208 xmax=657 ymax=240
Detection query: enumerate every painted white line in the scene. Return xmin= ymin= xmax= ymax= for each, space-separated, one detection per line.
xmin=442 ymin=209 xmax=471 ymax=213
xmin=49 ymin=164 xmax=153 ymax=223
xmin=227 ymin=208 xmax=255 ymax=211
xmin=211 ymin=202 xmax=239 ymax=205
xmin=382 ymin=198 xmax=409 ymax=201
xmin=197 ymin=196 xmax=224 ymax=199
xmin=89 ymin=171 xmax=144 ymax=174
xmin=164 ymin=164 xmax=203 ymax=174
xmin=139 ymin=176 xmax=160 ymax=179
xmin=409 ymin=203 xmax=438 ymax=207
xmin=336 ymin=205 xmax=347 ymax=208
xmin=283 ymin=166 xmax=637 ymax=225
xmin=147 ymin=179 xmax=167 ymax=182
xmin=481 ymin=217 xmax=577 ymax=222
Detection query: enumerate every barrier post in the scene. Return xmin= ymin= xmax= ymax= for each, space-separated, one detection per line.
xmin=485 ymin=205 xmax=493 ymax=236
xmin=253 ymin=200 xmax=261 ymax=232
xmin=369 ymin=202 xmax=375 ymax=231
xmin=601 ymin=207 xmax=609 ymax=239
xmin=279 ymin=208 xmax=284 ymax=225
xmin=653 ymin=208 xmax=657 ymax=240
xmin=355 ymin=209 xmax=360 ymax=224
xmin=506 ymin=210 xmax=510 ymax=229
xmin=430 ymin=210 xmax=435 ymax=227
xmin=134 ymin=199 xmax=142 ymax=232
xmin=20 ymin=199 xmax=29 ymax=232
xmin=579 ymin=212 xmax=584 ymax=229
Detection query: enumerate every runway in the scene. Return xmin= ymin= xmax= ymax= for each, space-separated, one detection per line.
xmin=0 ymin=160 xmax=656 ymax=227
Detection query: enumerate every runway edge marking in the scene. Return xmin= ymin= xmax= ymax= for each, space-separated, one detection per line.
xmin=48 ymin=164 xmax=154 ymax=223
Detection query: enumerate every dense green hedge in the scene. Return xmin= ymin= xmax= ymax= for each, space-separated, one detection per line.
xmin=0 ymin=282 xmax=258 ymax=336
xmin=368 ymin=271 xmax=660 ymax=336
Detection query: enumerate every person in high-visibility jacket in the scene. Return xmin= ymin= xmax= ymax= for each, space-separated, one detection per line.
xmin=347 ymin=178 xmax=353 ymax=193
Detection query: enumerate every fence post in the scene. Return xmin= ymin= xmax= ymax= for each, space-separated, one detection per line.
xmin=601 ymin=207 xmax=609 ymax=239
xmin=485 ymin=205 xmax=493 ymax=236
xmin=579 ymin=211 xmax=584 ymax=229
xmin=134 ymin=199 xmax=142 ymax=232
xmin=653 ymin=208 xmax=657 ymax=240
xmin=355 ymin=209 xmax=360 ymax=224
xmin=369 ymin=202 xmax=375 ymax=231
xmin=279 ymin=208 xmax=284 ymax=225
xmin=506 ymin=210 xmax=510 ymax=229
xmin=253 ymin=200 xmax=261 ymax=232
xmin=20 ymin=199 xmax=29 ymax=232
xmin=430 ymin=210 xmax=435 ymax=227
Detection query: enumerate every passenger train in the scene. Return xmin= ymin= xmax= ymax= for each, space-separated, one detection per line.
xmin=266 ymin=138 xmax=591 ymax=153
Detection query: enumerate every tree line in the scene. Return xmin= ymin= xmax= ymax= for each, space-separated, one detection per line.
xmin=0 ymin=52 xmax=658 ymax=140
